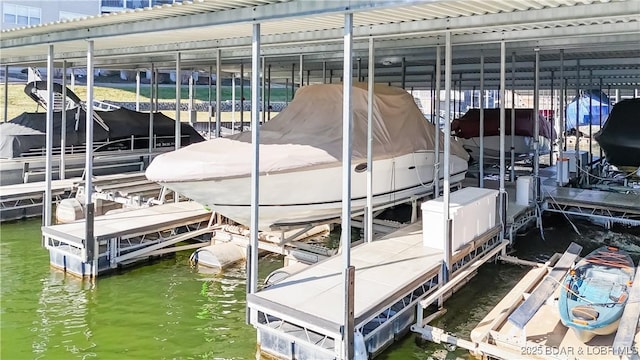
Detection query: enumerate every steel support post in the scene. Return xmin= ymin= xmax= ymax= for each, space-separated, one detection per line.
xmin=499 ymin=42 xmax=507 ymax=238
xmin=341 ymin=12 xmax=354 ymax=360
xmin=44 ymin=45 xmax=54 ymax=227
xmin=248 ymin=22 xmax=261 ymax=311
xmin=216 ymin=49 xmax=222 ymax=138
xmin=443 ymin=32 xmax=452 ymax=282
xmin=366 ymin=37 xmax=374 ymax=244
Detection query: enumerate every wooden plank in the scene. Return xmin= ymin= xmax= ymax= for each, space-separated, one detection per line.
xmin=613 ymin=266 xmax=640 ymax=355
xmin=470 ymin=266 xmax=548 ymax=344
xmin=507 ymin=242 xmax=582 ymax=329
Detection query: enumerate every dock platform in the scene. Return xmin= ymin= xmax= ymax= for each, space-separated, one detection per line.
xmin=247 ymin=220 xmax=503 ymax=359
xmin=543 ymin=186 xmax=640 ymax=227
xmin=0 ymin=178 xmax=76 ymax=221
xmin=43 ymin=201 xmax=214 ymax=277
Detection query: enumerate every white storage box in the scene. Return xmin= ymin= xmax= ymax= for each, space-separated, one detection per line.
xmin=421 ymin=187 xmax=498 ymax=251
xmin=563 ymin=150 xmax=588 ymax=172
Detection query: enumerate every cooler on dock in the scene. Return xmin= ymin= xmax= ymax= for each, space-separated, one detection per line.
xmin=421 ymin=187 xmax=498 ymax=251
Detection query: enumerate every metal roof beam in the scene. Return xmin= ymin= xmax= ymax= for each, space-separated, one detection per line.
xmin=0 ymin=0 xmax=426 ymax=48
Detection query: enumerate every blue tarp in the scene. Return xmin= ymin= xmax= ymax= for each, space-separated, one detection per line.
xmin=565 ymin=90 xmax=611 ymax=129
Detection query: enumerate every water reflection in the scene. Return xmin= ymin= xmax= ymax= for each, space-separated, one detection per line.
xmin=33 ymin=271 xmax=95 ymax=359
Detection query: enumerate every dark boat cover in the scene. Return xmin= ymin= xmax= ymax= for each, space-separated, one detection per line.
xmin=594 ymin=98 xmax=640 ymax=168
xmin=0 ymin=108 xmax=204 ymax=158
xmin=451 ymin=108 xmax=556 ymax=140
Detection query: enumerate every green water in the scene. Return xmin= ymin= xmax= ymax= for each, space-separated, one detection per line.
xmin=1 ymin=216 xmax=638 ymax=359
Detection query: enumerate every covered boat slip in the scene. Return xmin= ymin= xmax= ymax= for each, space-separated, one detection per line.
xmin=248 ymin=219 xmax=504 ymax=358
xmin=42 ymin=201 xmax=214 ymax=277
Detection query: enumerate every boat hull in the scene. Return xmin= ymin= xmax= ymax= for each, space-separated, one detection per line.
xmin=461 ymin=135 xmax=551 ymax=161
xmin=160 ymin=151 xmax=468 ymax=230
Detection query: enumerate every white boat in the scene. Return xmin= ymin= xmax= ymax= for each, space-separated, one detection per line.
xmin=146 ymin=83 xmax=470 ymax=230
xmin=459 ymin=135 xmax=552 ymax=161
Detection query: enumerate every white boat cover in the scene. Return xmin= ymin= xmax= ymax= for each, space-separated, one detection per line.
xmin=146 ymin=83 xmax=469 ymax=182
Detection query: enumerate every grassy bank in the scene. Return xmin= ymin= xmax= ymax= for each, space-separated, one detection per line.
xmin=1 ymin=83 xmax=291 ymax=121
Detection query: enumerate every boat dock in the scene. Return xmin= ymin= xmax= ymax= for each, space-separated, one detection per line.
xmin=0 ymin=178 xmax=76 ymax=222
xmin=247 ymin=187 xmax=507 ymax=359
xmin=410 ymin=243 xmax=640 ymax=360
xmin=248 ymin=220 xmax=505 ymax=359
xmin=42 ymin=201 xmax=214 ymax=277
xmin=543 ymin=186 xmax=640 ymax=228
xmin=0 ymin=172 xmax=162 ymax=223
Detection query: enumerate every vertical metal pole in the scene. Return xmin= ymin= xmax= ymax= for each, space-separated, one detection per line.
xmin=154 ymin=68 xmax=159 ymax=123
xmin=443 ymin=32 xmax=453 ymax=282
xmin=248 ymin=22 xmax=261 ymax=320
xmin=241 ymin=62 xmax=245 ymax=131
xmin=401 ymin=56 xmax=406 ymax=89
xmin=533 ymin=48 xmax=540 ymax=202
xmin=136 ymin=70 xmax=140 ymax=111
xmin=291 ymin=63 xmax=295 ymax=99
xmin=3 ymin=64 xmax=8 ymax=122
xmin=366 ymin=37 xmax=375 ymax=244
xmin=431 ymin=69 xmax=435 ymax=124
xmin=216 ymin=49 xmax=222 ymax=138
xmin=479 ymin=52 xmax=484 ymax=188
xmin=299 ymin=54 xmax=303 ymax=89
xmin=306 ymin=70 xmax=310 ymax=86
xmin=558 ymin=50 xmax=565 ymax=185
xmin=60 ymin=60 xmax=67 ymax=180
xmin=342 ymin=13 xmax=354 ymax=360
xmin=208 ymin=65 xmax=213 ymax=139
xmin=231 ymin=74 xmax=236 ymax=134
xmin=499 ymin=41 xmax=507 ymax=238
xmin=85 ymin=40 xmax=96 ymax=278
xmin=510 ymin=52 xmax=516 ymax=182
xmin=564 ymin=78 xmax=568 ymax=151
xmin=434 ymin=46 xmax=441 ymax=196
xmin=44 ymin=45 xmax=54 ymax=227
xmin=458 ymin=72 xmax=462 ymax=115
xmin=330 ymin=69 xmax=333 ymax=84
xmin=70 ymin=69 xmax=75 ymax=91
xmin=472 ymin=86 xmax=476 ymax=108
xmin=188 ymin=72 xmax=194 ymax=125
xmin=589 ymin=70 xmax=593 ymax=165
xmin=262 ymin=56 xmax=266 ymax=124
xmin=149 ymin=63 xmax=155 ymax=152
xmin=267 ymin=64 xmax=272 ymax=120
xmin=550 ymin=71 xmax=555 ymax=167
xmin=175 ymin=53 xmax=181 ymax=150
xmin=322 ymin=61 xmax=327 ymax=84
xmin=599 ymin=78 xmax=603 ymax=160
xmin=357 ymin=57 xmax=361 ymax=82
xmin=575 ymin=59 xmax=581 ymax=172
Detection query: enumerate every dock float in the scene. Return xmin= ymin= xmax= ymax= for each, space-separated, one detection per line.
xmin=42 ymin=201 xmax=214 ymax=277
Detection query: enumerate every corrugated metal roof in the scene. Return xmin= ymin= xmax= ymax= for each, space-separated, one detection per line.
xmin=0 ymin=0 xmax=637 ymax=88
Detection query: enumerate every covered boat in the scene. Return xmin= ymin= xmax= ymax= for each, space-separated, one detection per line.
xmin=594 ymin=98 xmax=640 ymax=169
xmin=0 ymin=108 xmax=204 ymax=159
xmin=451 ymin=108 xmax=555 ymax=161
xmin=146 ymin=83 xmax=470 ymax=230
xmin=558 ymin=246 xmax=635 ymax=342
